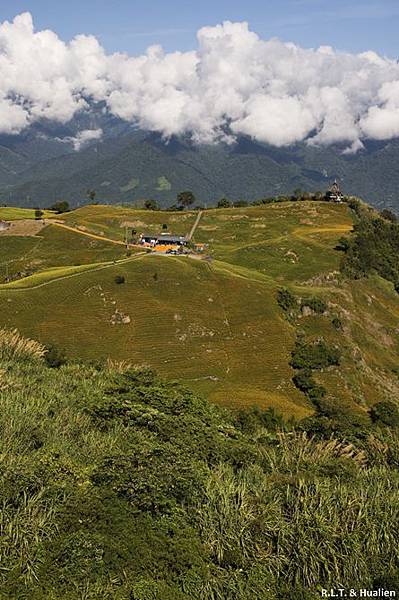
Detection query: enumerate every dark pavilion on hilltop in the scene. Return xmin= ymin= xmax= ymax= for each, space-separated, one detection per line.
xmin=326 ymin=179 xmax=343 ymax=203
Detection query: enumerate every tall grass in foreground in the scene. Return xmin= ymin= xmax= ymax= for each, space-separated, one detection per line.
xmin=0 ymin=329 xmax=46 ymax=361
xmin=0 ymin=330 xmax=398 ymax=599
xmin=196 ymin=432 xmax=399 ymax=595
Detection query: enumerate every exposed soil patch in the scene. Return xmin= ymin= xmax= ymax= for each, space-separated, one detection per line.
xmin=0 ymin=219 xmax=46 ymax=237
xmin=199 ymin=225 xmax=219 ymax=231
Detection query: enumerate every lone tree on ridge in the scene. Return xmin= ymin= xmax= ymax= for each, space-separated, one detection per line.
xmin=177 ymin=191 xmax=196 ymax=209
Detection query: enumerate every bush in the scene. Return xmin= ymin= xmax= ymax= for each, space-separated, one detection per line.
xmin=236 ymin=406 xmax=286 ymax=433
xmin=217 ymin=198 xmax=231 ymax=208
xmin=144 ymin=199 xmax=158 ymax=210
xmin=301 ymin=297 xmax=327 ymax=314
xmin=114 ymin=275 xmax=125 ymax=284
xmin=292 ymin=369 xmax=326 ymax=406
xmin=49 ymin=201 xmax=70 ymax=214
xmin=335 ymin=236 xmax=350 ymax=252
xmin=380 ymin=209 xmax=397 ymax=223
xmin=341 ymin=214 xmax=399 ymax=287
xmin=45 ymin=345 xmax=67 ymax=368
xmin=370 ymin=401 xmax=399 ymax=427
xmin=277 ymin=288 xmax=297 ymax=312
xmin=332 ymin=316 xmax=343 ymax=330
xmin=290 ymin=340 xmax=341 ymax=370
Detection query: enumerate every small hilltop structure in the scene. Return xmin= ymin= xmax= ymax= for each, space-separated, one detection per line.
xmin=326 ymin=179 xmax=343 ymax=203
xmin=139 ymin=233 xmax=188 ymax=248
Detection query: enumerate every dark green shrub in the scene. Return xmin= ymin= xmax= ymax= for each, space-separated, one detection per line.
xmin=292 ymin=369 xmax=326 ymax=406
xmin=335 ymin=236 xmax=350 ymax=252
xmin=114 ymin=275 xmax=125 ymax=284
xmin=341 ymin=215 xmax=399 ymax=286
xmin=290 ymin=340 xmax=341 ymax=370
xmin=332 ymin=316 xmax=343 ymax=330
xmin=370 ymin=401 xmax=399 ymax=427
xmin=277 ymin=288 xmax=297 ymax=312
xmin=45 ymin=345 xmax=67 ymax=369
xmin=49 ymin=201 xmax=70 ymax=214
xmin=380 ymin=209 xmax=397 ymax=223
xmin=92 ymin=447 xmax=206 ymax=515
xmin=236 ymin=406 xmax=286 ymax=433
xmin=373 ymin=573 xmax=399 ymax=589
xmin=144 ymin=199 xmax=158 ymax=210
xmin=301 ymin=297 xmax=327 ymax=314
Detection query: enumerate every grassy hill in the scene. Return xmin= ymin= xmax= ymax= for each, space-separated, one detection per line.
xmin=0 ymin=207 xmax=56 ymax=220
xmin=0 ymin=200 xmax=398 ymax=421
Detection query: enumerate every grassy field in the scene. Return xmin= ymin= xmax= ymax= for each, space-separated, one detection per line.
xmin=0 ymin=253 xmax=308 ymax=418
xmin=196 ymin=202 xmax=353 ymax=283
xmin=0 ymin=201 xmax=398 ymax=418
xmin=0 ymin=207 xmax=56 ymax=220
xmin=61 ymin=204 xmax=198 ymax=241
xmin=0 ymin=224 xmax=130 ymax=281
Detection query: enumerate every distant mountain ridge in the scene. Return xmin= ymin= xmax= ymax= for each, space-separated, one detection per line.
xmin=1 ymin=112 xmax=399 ymax=211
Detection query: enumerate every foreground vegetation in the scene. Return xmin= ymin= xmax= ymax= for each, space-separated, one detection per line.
xmin=0 ymin=329 xmax=398 ymax=599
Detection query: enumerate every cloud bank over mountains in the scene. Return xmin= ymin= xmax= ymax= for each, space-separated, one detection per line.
xmin=2 ymin=12 xmax=399 ymax=150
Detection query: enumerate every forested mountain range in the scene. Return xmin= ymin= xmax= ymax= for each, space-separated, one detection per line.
xmin=1 ymin=111 xmax=399 ymax=211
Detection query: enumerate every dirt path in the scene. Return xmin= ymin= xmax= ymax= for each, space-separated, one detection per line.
xmin=49 ymin=221 xmax=134 ymax=247
xmin=186 ymin=210 xmax=203 ymax=241
xmin=293 ymin=225 xmax=352 ymax=236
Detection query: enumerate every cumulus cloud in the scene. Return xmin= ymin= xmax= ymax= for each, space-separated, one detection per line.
xmin=2 ymin=13 xmax=399 ymax=150
xmin=60 ymin=128 xmax=103 ymax=151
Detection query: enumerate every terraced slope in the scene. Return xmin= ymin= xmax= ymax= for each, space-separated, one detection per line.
xmin=196 ymin=202 xmax=353 ymax=282
xmin=0 ymin=201 xmax=398 ymax=419
xmin=0 ymin=254 xmax=307 ymax=418
xmin=0 ymin=224 xmax=128 ymax=281
xmin=61 ymin=204 xmax=197 ymax=241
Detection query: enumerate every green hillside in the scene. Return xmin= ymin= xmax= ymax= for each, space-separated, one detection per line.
xmin=1 ymin=330 xmax=398 ymax=598
xmin=0 ymin=200 xmax=398 ymax=421
xmin=0 ymin=207 xmax=55 ymax=220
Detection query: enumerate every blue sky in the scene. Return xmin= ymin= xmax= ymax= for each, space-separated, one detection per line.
xmin=1 ymin=0 xmax=399 ymax=57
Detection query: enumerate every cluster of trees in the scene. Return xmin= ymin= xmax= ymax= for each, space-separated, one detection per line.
xmin=42 ymin=201 xmax=71 ymax=214
xmin=290 ymin=337 xmax=341 ymax=407
xmin=339 ymin=201 xmax=399 ymax=292
xmin=145 ymin=191 xmax=197 ymax=211
xmin=216 ymin=189 xmax=345 ymax=209
xmin=141 ymin=187 xmax=346 ymax=211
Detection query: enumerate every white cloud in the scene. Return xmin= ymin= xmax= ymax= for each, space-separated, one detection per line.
xmin=2 ymin=13 xmax=399 ymax=150
xmin=60 ymin=128 xmax=103 ymax=151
